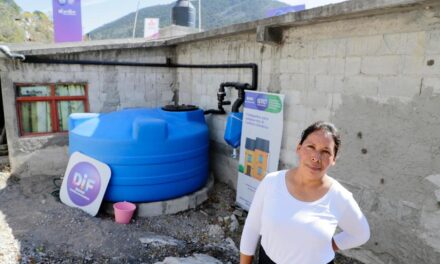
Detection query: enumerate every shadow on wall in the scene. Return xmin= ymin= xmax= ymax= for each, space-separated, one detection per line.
xmin=330 ymin=87 xmax=440 ymax=263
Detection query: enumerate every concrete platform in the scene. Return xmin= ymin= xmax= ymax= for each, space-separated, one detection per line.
xmin=104 ymin=174 xmax=214 ymax=217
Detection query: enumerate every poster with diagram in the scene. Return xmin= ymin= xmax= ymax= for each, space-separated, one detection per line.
xmin=236 ymin=91 xmax=284 ymax=211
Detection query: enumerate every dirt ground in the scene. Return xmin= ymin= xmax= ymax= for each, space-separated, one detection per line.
xmin=0 ymin=165 xmax=365 ymax=264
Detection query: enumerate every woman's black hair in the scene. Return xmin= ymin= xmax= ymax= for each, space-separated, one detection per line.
xmin=299 ymin=121 xmax=341 ymax=157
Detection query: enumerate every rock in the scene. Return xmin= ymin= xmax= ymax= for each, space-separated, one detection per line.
xmin=233 ymin=209 xmax=243 ymax=217
xmin=229 ymin=214 xmax=239 ymax=232
xmin=207 ymin=224 xmax=225 ymax=239
xmin=200 ymin=210 xmax=208 ymax=217
xmin=139 ymin=233 xmax=183 ymax=247
xmin=224 ymin=237 xmax=239 ymax=254
xmin=154 ymin=253 xmax=222 ymax=264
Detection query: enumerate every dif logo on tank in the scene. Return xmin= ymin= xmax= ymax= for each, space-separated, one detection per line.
xmin=67 ymin=162 xmax=101 ymax=206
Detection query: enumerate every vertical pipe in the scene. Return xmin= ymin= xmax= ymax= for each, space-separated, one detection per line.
xmin=132 ymin=0 xmax=141 ymax=38
xmin=199 ymin=0 xmax=202 ymax=32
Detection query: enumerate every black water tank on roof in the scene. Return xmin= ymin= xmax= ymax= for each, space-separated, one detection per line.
xmin=172 ymin=0 xmax=196 ymax=27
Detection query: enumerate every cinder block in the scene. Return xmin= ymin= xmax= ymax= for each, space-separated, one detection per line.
xmin=290 ymin=59 xmax=307 ymax=74
xmin=309 ymin=58 xmax=329 ymax=75
xmin=283 ymin=89 xmax=302 ymax=106
xmin=378 ymin=76 xmax=421 ymax=99
xmin=404 ymin=31 xmax=426 ymax=56
xmin=342 ymin=75 xmax=379 ymax=97
xmin=315 ymin=39 xmax=346 ymax=58
xmin=261 ymin=59 xmax=272 ymax=75
xmin=315 ymin=75 xmax=335 ymax=93
xmin=402 ymin=55 xmax=425 ymax=75
xmin=423 ymin=55 xmax=440 ymax=76
xmin=287 ymin=74 xmax=306 ymax=91
xmin=259 ymin=44 xmax=273 ymax=60
xmin=376 ymin=33 xmax=407 ymax=55
xmin=301 ymin=92 xmax=333 ymax=108
xmin=279 ymin=74 xmax=292 ymax=90
xmin=422 ymin=77 xmax=440 ymax=95
xmin=361 ymin=56 xmax=402 ymax=75
xmin=426 ymin=29 xmax=440 ymax=55
xmin=328 ymin=58 xmax=345 ymax=75
xmin=345 ymin=57 xmax=361 ymax=76
xmin=309 ymin=108 xmax=332 ymax=122
xmin=285 ymin=104 xmax=307 ymax=123
xmin=346 ymin=35 xmax=382 ymax=56
xmin=279 ymin=58 xmax=291 ymax=74
xmin=330 ymin=93 xmax=343 ymax=111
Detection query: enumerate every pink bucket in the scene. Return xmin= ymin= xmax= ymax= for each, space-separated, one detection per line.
xmin=113 ymin=201 xmax=136 ymax=224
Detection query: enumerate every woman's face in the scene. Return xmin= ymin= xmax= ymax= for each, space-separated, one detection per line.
xmin=296 ymin=129 xmax=336 ymax=178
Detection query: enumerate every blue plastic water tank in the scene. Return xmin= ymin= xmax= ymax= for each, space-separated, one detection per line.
xmin=68 ymin=107 xmax=209 ymax=202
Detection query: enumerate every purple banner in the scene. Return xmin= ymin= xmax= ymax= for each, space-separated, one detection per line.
xmin=266 ymin=5 xmax=305 ymax=18
xmin=52 ymin=0 xmax=83 ymax=43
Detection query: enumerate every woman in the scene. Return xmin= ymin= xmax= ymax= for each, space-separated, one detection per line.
xmin=240 ymin=121 xmax=370 ymax=264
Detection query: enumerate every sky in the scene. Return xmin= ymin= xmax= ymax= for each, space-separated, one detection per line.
xmin=14 ymin=0 xmax=347 ymax=33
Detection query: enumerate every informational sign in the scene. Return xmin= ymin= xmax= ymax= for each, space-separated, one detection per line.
xmin=236 ymin=91 xmax=284 ymax=211
xmin=144 ymin=18 xmax=160 ymax=39
xmin=266 ymin=5 xmax=305 ymax=17
xmin=60 ymin=152 xmax=111 ymax=216
xmin=52 ymin=0 xmax=83 ymax=43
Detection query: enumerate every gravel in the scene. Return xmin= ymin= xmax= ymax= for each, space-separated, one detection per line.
xmin=0 ymin=166 xmax=364 ymax=264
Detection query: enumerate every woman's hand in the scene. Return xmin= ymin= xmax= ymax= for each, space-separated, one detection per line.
xmin=240 ymin=253 xmax=253 ymax=264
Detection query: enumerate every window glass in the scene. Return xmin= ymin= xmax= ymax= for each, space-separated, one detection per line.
xmin=258 ymin=167 xmax=262 ymax=175
xmin=57 ymin=101 xmax=85 ymax=131
xmin=55 ymin=84 xmax=85 ymax=96
xmin=258 ymin=154 xmax=263 ymax=163
xmin=20 ymin=102 xmax=52 ymax=133
xmin=18 ymin=86 xmax=51 ymax=97
xmin=247 ymin=154 xmax=252 ymax=162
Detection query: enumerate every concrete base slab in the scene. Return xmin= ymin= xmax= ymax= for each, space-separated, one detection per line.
xmin=103 ymin=174 xmax=214 ymax=217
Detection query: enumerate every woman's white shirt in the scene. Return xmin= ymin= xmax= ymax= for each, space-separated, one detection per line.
xmin=240 ymin=170 xmax=370 ymax=264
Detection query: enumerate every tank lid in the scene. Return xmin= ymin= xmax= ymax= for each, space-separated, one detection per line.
xmin=162 ymin=104 xmax=199 ymax=112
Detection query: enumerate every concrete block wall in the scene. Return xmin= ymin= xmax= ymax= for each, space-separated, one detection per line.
xmin=176 ymin=33 xmax=258 ymax=188
xmin=0 ymin=47 xmax=176 ymax=177
xmin=0 ymin=0 xmax=439 ymax=263
xmin=175 ymin=3 xmax=440 ymax=264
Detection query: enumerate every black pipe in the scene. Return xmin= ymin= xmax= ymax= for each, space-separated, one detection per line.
xmin=23 ymin=56 xmax=258 ymax=90
xmin=218 ymin=82 xmax=251 ymax=113
xmin=232 ymin=87 xmax=246 ymax=113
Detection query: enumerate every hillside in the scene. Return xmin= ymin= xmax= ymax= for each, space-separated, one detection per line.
xmin=89 ymin=0 xmax=290 ymax=40
xmin=0 ymin=0 xmax=53 ymax=43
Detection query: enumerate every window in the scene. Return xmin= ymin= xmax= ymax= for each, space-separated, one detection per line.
xmin=257 ymin=167 xmax=262 ymax=175
xmin=247 ymin=154 xmax=252 ymax=162
xmin=16 ymin=83 xmax=88 ymax=135
xmin=258 ymin=154 xmax=263 ymax=163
